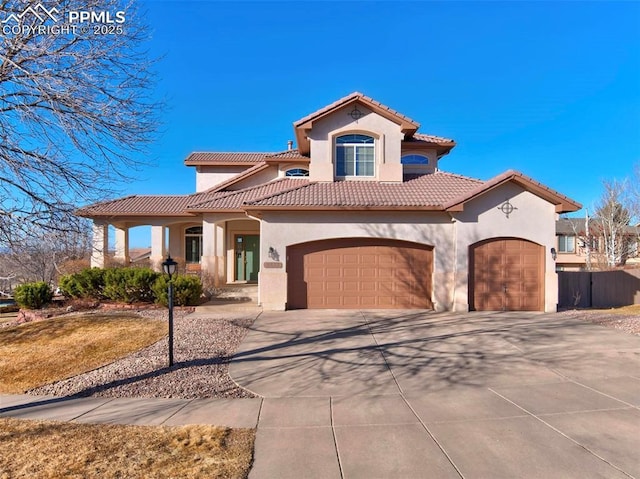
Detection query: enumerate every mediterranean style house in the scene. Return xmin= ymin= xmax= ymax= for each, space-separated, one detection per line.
xmin=78 ymin=92 xmax=581 ymax=312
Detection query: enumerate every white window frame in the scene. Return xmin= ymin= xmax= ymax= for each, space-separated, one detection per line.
xmin=335 ymin=134 xmax=375 ymax=177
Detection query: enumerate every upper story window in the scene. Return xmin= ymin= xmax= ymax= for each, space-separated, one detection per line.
xmin=285 ymin=168 xmax=309 ymax=177
xmin=558 ymin=235 xmax=575 ymax=253
xmin=185 ymin=226 xmax=203 ymax=263
xmin=401 ymin=154 xmax=429 ymax=165
xmin=336 ymin=134 xmax=375 ymax=177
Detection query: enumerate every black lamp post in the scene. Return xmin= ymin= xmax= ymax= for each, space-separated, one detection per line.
xmin=162 ymin=254 xmax=178 ymax=367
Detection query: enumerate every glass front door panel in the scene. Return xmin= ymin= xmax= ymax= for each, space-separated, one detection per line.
xmin=235 ymin=235 xmax=260 ymax=282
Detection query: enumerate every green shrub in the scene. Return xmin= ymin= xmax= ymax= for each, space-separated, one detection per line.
xmin=153 ymin=275 xmax=203 ymax=307
xmin=103 ymin=267 xmax=159 ymax=303
xmin=59 ymin=268 xmax=106 ymax=299
xmin=14 ymin=282 xmax=53 ymax=309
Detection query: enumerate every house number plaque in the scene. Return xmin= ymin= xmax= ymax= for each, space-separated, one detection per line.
xmin=263 ymin=262 xmax=283 ymax=269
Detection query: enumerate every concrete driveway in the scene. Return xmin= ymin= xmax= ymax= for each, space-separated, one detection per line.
xmin=230 ymin=310 xmax=640 ymax=479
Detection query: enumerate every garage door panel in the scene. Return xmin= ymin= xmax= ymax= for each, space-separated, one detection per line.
xmin=287 ymin=239 xmax=433 ymax=309
xmin=471 ymin=238 xmax=544 ymax=312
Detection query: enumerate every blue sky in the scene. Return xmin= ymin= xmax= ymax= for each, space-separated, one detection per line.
xmin=126 ymin=1 xmax=639 ymax=246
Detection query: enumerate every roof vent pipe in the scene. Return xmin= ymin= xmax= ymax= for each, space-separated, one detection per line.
xmin=287 ymin=140 xmax=293 ymax=151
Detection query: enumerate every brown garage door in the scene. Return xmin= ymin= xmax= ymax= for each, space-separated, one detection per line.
xmin=287 ymin=238 xmax=433 ymax=309
xmin=470 ymin=238 xmax=544 ymax=311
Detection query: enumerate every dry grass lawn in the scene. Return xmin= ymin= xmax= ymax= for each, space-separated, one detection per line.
xmin=0 ymin=417 xmax=254 ymax=478
xmin=0 ymin=314 xmax=167 ymax=393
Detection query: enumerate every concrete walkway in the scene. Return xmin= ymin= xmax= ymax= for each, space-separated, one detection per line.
xmin=2 ymin=310 xmax=639 ymax=478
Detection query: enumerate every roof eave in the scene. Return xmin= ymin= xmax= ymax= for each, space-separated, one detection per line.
xmin=185 ymin=161 xmax=260 ymax=167
xmin=243 ymin=205 xmax=444 ymax=212
xmin=76 ymin=212 xmax=197 ymax=219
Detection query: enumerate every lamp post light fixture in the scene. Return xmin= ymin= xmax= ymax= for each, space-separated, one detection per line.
xmin=162 ymin=254 xmax=178 ymax=367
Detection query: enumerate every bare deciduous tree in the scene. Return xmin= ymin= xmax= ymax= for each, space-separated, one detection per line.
xmin=0 ymin=0 xmax=159 ymax=245
xmin=593 ymin=179 xmax=633 ymax=268
xmin=4 ymin=219 xmax=91 ymax=284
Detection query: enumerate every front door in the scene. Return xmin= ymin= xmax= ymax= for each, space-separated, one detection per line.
xmin=235 ymin=235 xmax=260 ymax=282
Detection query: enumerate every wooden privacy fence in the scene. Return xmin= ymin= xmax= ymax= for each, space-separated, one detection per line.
xmin=558 ymin=269 xmax=640 ymax=309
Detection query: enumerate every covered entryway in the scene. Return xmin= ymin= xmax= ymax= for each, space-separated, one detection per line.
xmin=470 ymin=238 xmax=544 ymax=311
xmin=287 ymin=238 xmax=433 ymax=309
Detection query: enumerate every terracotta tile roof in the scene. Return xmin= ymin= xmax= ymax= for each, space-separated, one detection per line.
xmin=294 ymin=92 xmax=419 ymax=129
xmin=76 ymin=195 xmax=195 ymax=217
xmin=265 ymin=149 xmax=309 ymax=160
xmin=184 ymin=152 xmax=270 ymax=165
xmin=245 ymin=172 xmax=483 ymax=209
xmin=187 ymin=179 xmax=310 ymax=211
xmin=408 ymin=133 xmax=455 ymax=145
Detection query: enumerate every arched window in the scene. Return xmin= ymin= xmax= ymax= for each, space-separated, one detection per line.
xmin=285 ymin=168 xmax=309 ymax=177
xmin=401 ymin=154 xmax=429 ymax=165
xmin=336 ymin=134 xmax=375 ymax=177
xmin=185 ymin=226 xmax=202 ymax=263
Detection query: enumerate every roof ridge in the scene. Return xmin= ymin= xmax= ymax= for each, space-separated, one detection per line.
xmin=244 ymin=180 xmax=316 ymax=205
xmin=293 ymin=92 xmax=419 ymax=128
xmin=187 ymin=151 xmax=274 ymax=155
xmin=76 ymin=194 xmax=137 ymax=212
xmin=265 ymin=149 xmax=301 ymax=157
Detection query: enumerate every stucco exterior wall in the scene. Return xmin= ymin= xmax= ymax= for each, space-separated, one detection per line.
xmin=196 ymin=165 xmax=251 ymax=192
xmin=452 ymin=183 xmax=558 ymax=312
xmin=258 ymin=211 xmax=454 ymax=310
xmin=308 ymin=105 xmax=404 ymax=182
xmin=227 ymin=166 xmax=279 ymax=191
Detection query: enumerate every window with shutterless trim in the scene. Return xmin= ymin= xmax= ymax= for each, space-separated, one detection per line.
xmin=185 ymin=226 xmax=203 ymax=263
xmin=335 ymin=134 xmax=375 ymax=177
xmin=401 ymin=154 xmax=429 ymax=165
xmin=285 ymin=168 xmax=309 ymax=177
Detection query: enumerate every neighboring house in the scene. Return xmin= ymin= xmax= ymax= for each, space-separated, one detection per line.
xmin=77 ymin=92 xmax=581 ymax=312
xmin=555 ymin=218 xmax=640 ymax=271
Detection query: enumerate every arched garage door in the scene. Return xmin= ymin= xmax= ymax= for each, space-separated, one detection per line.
xmin=470 ymin=238 xmax=544 ymax=311
xmin=287 ymin=238 xmax=433 ymax=309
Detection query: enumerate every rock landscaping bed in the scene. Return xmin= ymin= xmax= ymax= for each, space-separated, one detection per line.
xmin=557 ymin=305 xmax=640 ymax=335
xmin=28 ymin=308 xmax=259 ymax=399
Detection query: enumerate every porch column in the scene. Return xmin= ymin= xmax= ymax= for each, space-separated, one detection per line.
xmin=150 ymin=225 xmax=166 ymax=271
xmin=114 ymin=226 xmax=130 ymax=264
xmin=90 ymin=220 xmax=109 ymax=268
xmin=215 ymin=222 xmax=226 ymax=285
